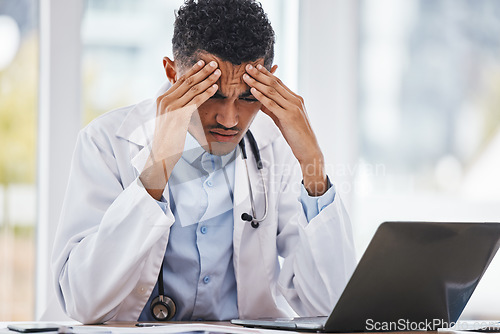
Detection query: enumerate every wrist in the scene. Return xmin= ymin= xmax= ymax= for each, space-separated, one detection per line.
xmin=140 ymin=157 xmax=175 ymax=200
xmin=300 ymin=155 xmax=328 ymax=196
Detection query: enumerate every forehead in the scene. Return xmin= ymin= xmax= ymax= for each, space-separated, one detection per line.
xmin=199 ymin=53 xmax=264 ymax=96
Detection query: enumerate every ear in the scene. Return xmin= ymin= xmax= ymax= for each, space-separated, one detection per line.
xmin=163 ymin=57 xmax=177 ymax=84
xmin=270 ymin=64 xmax=278 ymax=74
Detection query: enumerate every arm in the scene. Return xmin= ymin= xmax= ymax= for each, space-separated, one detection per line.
xmin=243 ymin=64 xmax=328 ymax=196
xmin=243 ymin=65 xmax=356 ymax=315
xmin=52 ymin=129 xmax=174 ymax=324
xmin=140 ymin=60 xmax=220 ymax=199
xmin=52 ymin=60 xmax=221 ymax=323
xmin=273 ymin=137 xmax=356 ymax=316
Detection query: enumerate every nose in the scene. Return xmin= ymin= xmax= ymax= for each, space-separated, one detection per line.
xmin=215 ymin=101 xmax=239 ymax=129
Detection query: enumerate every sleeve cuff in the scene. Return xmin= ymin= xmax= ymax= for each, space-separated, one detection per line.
xmin=136 ymin=177 xmax=170 ymax=216
xmin=155 ymin=196 xmax=169 ymax=215
xmin=299 ymin=176 xmax=336 ymax=222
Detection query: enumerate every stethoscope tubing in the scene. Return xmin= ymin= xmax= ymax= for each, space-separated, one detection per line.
xmin=153 ymin=130 xmax=267 ymax=320
xmin=238 ymin=130 xmax=268 ymax=228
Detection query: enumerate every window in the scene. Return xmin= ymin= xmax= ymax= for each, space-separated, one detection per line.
xmin=26 ymin=0 xmax=499 ymax=322
xmin=82 ymin=0 xmax=184 ymax=123
xmin=0 ymin=0 xmax=38 ymax=321
xmin=81 ymin=0 xmax=298 ymax=122
xmin=356 ymin=0 xmax=500 ymax=318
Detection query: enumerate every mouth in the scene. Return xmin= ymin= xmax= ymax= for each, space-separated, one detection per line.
xmin=209 ymin=129 xmax=239 ymax=143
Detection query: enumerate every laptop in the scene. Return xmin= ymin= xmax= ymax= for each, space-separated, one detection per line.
xmin=231 ymin=221 xmax=500 ymax=332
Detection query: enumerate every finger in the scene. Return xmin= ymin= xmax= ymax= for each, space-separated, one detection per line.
xmin=250 ymin=87 xmax=286 ymax=118
xmin=185 ymin=83 xmax=219 ymax=109
xmin=245 ymin=64 xmax=292 ymax=97
xmin=255 ymin=64 xmax=299 ymax=98
xmin=164 ymin=60 xmax=218 ymax=102
xmin=157 ymin=83 xmax=218 ymax=123
xmin=158 ymin=61 xmax=219 ymax=111
xmin=247 ymin=64 xmax=299 ymax=98
xmin=172 ymin=68 xmax=221 ymax=108
xmin=243 ymin=73 xmax=293 ymax=110
xmin=167 ymin=60 xmax=206 ymax=93
xmin=173 ymin=60 xmax=219 ymax=98
xmin=157 ymin=60 xmax=206 ymax=106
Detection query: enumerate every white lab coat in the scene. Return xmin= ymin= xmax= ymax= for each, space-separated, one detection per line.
xmin=51 ymin=84 xmax=356 ymax=324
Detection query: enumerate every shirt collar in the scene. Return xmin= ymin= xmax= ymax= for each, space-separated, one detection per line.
xmin=182 ymin=132 xmax=238 ymax=173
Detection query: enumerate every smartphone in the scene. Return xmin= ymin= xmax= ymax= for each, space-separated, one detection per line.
xmin=7 ymin=323 xmax=60 ymax=333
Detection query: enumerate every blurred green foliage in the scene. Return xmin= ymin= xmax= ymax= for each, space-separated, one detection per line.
xmin=0 ymin=34 xmax=37 ymax=186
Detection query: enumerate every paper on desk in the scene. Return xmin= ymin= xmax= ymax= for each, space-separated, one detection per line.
xmin=73 ymin=323 xmax=296 ymax=334
xmin=438 ymin=320 xmax=500 ymax=333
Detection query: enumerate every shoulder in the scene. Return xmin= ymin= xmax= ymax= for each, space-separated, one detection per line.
xmin=83 ymin=105 xmax=133 ymax=136
xmin=79 ymin=98 xmax=155 ymax=147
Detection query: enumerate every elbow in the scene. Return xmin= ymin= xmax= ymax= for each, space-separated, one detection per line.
xmin=64 ymin=300 xmax=114 ymax=325
xmin=57 ymin=284 xmax=115 ymax=325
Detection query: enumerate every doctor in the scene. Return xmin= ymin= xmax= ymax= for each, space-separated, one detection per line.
xmin=52 ymin=0 xmax=356 ymax=325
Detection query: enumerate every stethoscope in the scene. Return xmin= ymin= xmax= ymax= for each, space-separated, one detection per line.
xmin=238 ymin=129 xmax=268 ymax=228
xmin=150 ymin=130 xmax=268 ymax=321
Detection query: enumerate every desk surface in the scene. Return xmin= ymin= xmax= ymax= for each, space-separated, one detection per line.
xmin=0 ymin=321 xmax=442 ymax=334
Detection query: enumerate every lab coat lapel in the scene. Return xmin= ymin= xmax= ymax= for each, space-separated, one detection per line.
xmin=129 ymin=121 xmax=154 ymax=175
xmin=116 ymin=82 xmax=172 ymax=174
xmin=232 ymin=150 xmax=251 ymax=268
xmin=232 ymin=136 xmax=280 ymax=318
xmin=113 ymin=99 xmax=155 ymax=174
xmin=233 ymin=146 xmax=262 ymax=318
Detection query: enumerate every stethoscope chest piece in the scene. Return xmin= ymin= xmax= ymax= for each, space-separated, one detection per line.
xmin=151 ymin=295 xmax=176 ymax=321
xmin=151 ymin=259 xmax=176 ymax=321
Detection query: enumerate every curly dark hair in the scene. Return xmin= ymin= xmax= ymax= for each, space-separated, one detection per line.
xmin=172 ymin=0 xmax=275 ymax=70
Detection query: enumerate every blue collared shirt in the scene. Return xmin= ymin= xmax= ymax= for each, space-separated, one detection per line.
xmin=138 ymin=133 xmax=335 ymax=321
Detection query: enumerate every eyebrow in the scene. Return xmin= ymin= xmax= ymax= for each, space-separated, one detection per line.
xmin=212 ymin=90 xmax=255 ymax=99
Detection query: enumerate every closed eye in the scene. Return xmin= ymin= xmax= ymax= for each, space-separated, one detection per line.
xmin=239 ymin=90 xmax=258 ymax=102
xmin=209 ymin=90 xmax=258 ymax=102
xmin=210 ymin=92 xmax=226 ymax=99
xmin=240 ymin=97 xmax=259 ymax=102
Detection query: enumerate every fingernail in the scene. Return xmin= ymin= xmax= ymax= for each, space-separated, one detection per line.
xmin=197 ymin=60 xmax=204 ymax=66
xmin=210 ymin=61 xmax=217 ymax=67
xmin=214 ymin=69 xmax=221 ymax=75
xmin=243 ymin=74 xmax=249 ymax=80
xmin=256 ymin=64 xmax=263 ymax=70
xmin=247 ymin=64 xmax=253 ymax=70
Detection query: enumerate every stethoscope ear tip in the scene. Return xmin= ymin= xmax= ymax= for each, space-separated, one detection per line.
xmin=241 ymin=213 xmax=260 ymax=228
xmin=241 ymin=213 xmax=253 ymax=222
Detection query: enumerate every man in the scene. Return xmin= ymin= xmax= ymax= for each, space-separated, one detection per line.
xmin=52 ymin=0 xmax=356 ymax=324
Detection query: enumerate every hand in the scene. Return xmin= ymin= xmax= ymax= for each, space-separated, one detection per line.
xmin=140 ymin=60 xmax=220 ymax=200
xmin=243 ymin=64 xmax=328 ymax=196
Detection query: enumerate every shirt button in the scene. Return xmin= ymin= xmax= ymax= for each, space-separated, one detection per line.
xmin=203 ymin=275 xmax=210 ymax=284
xmin=206 ymin=180 xmax=213 ymax=187
xmin=200 ymin=226 xmax=208 ymax=234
